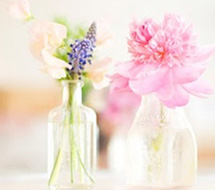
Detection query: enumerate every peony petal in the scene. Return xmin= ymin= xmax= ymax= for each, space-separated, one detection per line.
xmin=182 ymin=78 xmax=213 ymax=98
xmin=110 ymin=74 xmax=131 ymax=93
xmin=190 ymin=45 xmax=215 ymax=63
xmin=160 ymin=85 xmax=190 ymax=108
xmin=116 ymin=60 xmax=157 ymax=79
xmin=129 ymin=66 xmax=171 ymax=94
xmin=156 ymin=84 xmax=174 ymax=101
xmin=116 ymin=60 xmax=137 ymax=78
xmin=173 ymin=64 xmax=206 ymax=84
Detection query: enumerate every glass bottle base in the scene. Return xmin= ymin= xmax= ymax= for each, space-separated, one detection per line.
xmin=49 ymin=184 xmax=94 ymax=190
xmin=128 ymin=185 xmax=191 ymax=190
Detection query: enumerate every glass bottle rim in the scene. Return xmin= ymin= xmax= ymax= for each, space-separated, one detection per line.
xmin=61 ymin=79 xmax=84 ymax=86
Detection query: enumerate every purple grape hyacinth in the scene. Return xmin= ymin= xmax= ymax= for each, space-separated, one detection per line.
xmin=67 ymin=22 xmax=96 ymax=79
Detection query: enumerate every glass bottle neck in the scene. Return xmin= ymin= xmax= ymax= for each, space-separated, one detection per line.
xmin=139 ymin=95 xmax=186 ymax=127
xmin=62 ymin=80 xmax=83 ymax=107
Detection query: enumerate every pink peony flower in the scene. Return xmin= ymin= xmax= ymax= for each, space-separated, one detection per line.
xmin=101 ymin=91 xmax=141 ymax=128
xmin=112 ymin=14 xmax=215 ymax=108
xmin=111 ymin=73 xmax=132 ymax=93
xmin=8 ymin=0 xmax=32 ymax=20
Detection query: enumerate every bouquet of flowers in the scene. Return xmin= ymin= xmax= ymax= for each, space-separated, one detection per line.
xmin=8 ymin=0 xmax=113 ymax=187
xmin=8 ymin=0 xmax=112 ymax=89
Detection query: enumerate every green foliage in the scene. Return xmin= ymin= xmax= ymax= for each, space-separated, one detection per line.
xmin=54 ymin=16 xmax=87 ymax=44
xmin=54 ymin=43 xmax=70 ymax=62
xmin=82 ymin=77 xmax=93 ymax=103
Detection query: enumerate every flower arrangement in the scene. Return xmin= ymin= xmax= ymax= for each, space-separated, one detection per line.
xmin=47 ymin=24 xmax=97 ymax=186
xmin=115 ymin=14 xmax=215 ymax=188
xmin=8 ymin=0 xmax=113 ymax=187
xmin=8 ymin=0 xmax=112 ymax=89
xmin=111 ymin=14 xmax=215 ymax=108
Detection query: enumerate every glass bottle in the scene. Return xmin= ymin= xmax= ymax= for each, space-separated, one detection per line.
xmin=48 ymin=80 xmax=97 ymax=189
xmin=127 ymin=95 xmax=197 ymax=189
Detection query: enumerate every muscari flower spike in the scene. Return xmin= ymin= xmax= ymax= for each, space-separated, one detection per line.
xmin=67 ymin=22 xmax=97 ymax=79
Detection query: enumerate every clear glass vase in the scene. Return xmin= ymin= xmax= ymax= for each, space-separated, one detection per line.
xmin=127 ymin=95 xmax=197 ymax=190
xmin=47 ymin=80 xmax=97 ymax=189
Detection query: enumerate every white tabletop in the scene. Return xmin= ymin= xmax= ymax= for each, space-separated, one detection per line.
xmin=0 ymin=172 xmax=215 ymax=190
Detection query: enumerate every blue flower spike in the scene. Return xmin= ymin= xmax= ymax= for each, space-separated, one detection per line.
xmin=67 ymin=22 xmax=96 ymax=79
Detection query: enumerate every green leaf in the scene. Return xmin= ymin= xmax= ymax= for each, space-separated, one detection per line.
xmin=82 ymin=79 xmax=93 ymax=103
xmin=53 ymin=16 xmax=87 ymax=44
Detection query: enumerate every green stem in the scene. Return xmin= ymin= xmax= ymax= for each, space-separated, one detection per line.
xmin=151 ymin=104 xmax=164 ymax=152
xmin=160 ymin=104 xmax=165 ymax=127
xmin=48 ymin=125 xmax=68 ymax=186
xmin=74 ymin=139 xmax=95 ymax=183
xmin=69 ymin=105 xmax=94 ymax=184
xmin=68 ymin=86 xmax=75 ymax=183
xmin=48 ymin=149 xmax=63 ymax=185
xmin=68 ymin=114 xmax=74 ymax=183
xmin=148 ymin=103 xmax=165 ymax=181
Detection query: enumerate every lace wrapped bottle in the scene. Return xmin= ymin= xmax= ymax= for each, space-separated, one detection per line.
xmin=127 ymin=95 xmax=197 ymax=189
xmin=48 ymin=80 xmax=97 ymax=189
